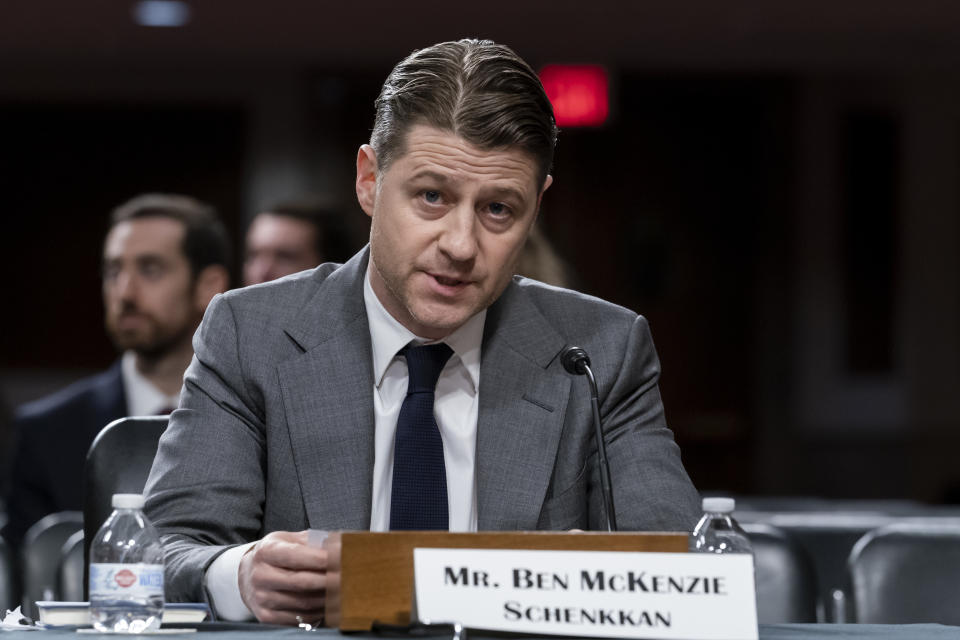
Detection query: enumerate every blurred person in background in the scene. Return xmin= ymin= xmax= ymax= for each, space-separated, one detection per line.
xmin=243 ymin=202 xmax=352 ymax=286
xmin=0 ymin=194 xmax=231 ymax=550
xmin=515 ymin=224 xmax=574 ymax=289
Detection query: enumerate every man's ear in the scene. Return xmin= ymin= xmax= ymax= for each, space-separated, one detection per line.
xmin=535 ymin=174 xmax=553 ymax=212
xmin=356 ymin=144 xmax=379 ymax=218
xmin=193 ymin=264 xmax=230 ymax=313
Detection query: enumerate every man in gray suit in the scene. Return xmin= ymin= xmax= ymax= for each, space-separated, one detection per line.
xmin=144 ymin=39 xmax=700 ymax=625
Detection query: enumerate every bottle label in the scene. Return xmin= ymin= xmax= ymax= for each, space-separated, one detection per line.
xmin=90 ymin=563 xmax=164 ymax=599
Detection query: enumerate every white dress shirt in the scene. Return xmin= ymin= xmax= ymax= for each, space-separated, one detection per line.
xmin=121 ymin=350 xmax=180 ymax=415
xmin=205 ymin=265 xmax=485 ymax=620
xmin=366 ymin=264 xmax=484 ymax=532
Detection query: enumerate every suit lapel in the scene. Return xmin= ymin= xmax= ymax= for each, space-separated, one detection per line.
xmin=274 ymin=258 xmax=572 ymax=531
xmin=277 ymin=249 xmax=376 ymax=530
xmin=476 ymin=281 xmax=571 ymax=530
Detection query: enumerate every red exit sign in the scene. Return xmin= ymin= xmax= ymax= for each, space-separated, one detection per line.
xmin=540 ymin=64 xmax=610 ymax=127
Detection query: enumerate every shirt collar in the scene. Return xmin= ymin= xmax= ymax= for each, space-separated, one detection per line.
xmin=121 ymin=350 xmax=181 ymax=415
xmin=364 ymin=264 xmax=484 ymax=392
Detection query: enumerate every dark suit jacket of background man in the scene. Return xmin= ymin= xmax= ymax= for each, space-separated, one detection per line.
xmin=2 ymin=362 xmax=126 ymax=547
xmin=144 ymin=247 xmax=701 ymax=604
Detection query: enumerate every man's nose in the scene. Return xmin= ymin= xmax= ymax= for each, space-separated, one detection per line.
xmin=438 ymin=205 xmax=479 ymax=263
xmin=113 ymin=270 xmax=139 ymax=300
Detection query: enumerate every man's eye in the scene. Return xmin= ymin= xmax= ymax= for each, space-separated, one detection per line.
xmin=140 ymin=263 xmax=165 ymax=278
xmin=423 ymin=190 xmax=441 ymax=204
xmin=488 ymin=202 xmax=510 ymax=217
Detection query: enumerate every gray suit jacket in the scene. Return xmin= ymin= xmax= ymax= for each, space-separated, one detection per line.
xmin=144 ymin=247 xmax=700 ymax=603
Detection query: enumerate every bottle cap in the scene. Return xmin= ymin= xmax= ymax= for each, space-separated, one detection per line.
xmin=702 ymin=497 xmax=735 ymax=513
xmin=112 ymin=493 xmax=145 ymax=509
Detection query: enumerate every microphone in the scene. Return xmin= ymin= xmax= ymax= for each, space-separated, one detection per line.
xmin=560 ymin=345 xmax=618 ymax=532
xmin=560 ymin=346 xmax=590 ymax=375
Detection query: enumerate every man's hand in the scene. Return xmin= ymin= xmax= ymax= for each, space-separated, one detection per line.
xmin=238 ymin=530 xmax=327 ymax=626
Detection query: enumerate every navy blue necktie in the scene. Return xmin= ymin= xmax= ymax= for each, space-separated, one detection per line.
xmin=390 ymin=342 xmax=454 ymax=530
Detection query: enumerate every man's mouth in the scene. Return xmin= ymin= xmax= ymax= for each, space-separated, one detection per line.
xmin=115 ymin=312 xmax=150 ymax=326
xmin=433 ymin=274 xmax=466 ymax=287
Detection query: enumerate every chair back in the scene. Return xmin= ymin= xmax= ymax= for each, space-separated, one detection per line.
xmin=57 ymin=529 xmax=85 ymax=602
xmin=846 ymin=521 xmax=960 ymax=624
xmin=0 ymin=534 xmax=15 ymax=612
xmin=20 ymin=511 xmax=82 ymax=618
xmin=743 ymin=522 xmax=819 ymax=623
xmin=735 ymin=499 xmax=960 ymax=620
xmin=83 ymin=415 xmax=168 ymax=597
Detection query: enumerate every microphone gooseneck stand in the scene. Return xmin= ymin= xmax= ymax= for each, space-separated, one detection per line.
xmin=561 ymin=346 xmax=618 ymax=532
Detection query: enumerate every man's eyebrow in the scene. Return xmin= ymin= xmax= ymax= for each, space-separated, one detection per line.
xmin=409 ymin=170 xmax=452 ymax=184
xmin=132 ymin=253 xmax=171 ymax=267
xmin=411 ymin=170 xmax=527 ymax=199
xmin=483 ymin=185 xmax=528 ymax=205
xmin=409 ymin=170 xmax=530 ymax=205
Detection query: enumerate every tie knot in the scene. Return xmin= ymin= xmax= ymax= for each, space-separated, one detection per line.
xmin=402 ymin=343 xmax=453 ymax=393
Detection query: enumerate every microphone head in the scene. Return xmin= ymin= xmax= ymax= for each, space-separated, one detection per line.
xmin=560 ymin=346 xmax=590 ymax=375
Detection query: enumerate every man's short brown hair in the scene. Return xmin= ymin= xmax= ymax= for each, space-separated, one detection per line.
xmin=260 ymin=201 xmax=352 ymax=263
xmin=110 ymin=193 xmax=231 ymax=278
xmin=370 ymin=39 xmax=558 ymax=187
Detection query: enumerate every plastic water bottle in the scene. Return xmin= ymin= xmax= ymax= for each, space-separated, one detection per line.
xmin=89 ymin=494 xmax=165 ymax=633
xmin=690 ymin=497 xmax=753 ymax=554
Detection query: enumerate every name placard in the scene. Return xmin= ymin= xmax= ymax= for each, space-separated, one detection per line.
xmin=413 ymin=548 xmax=757 ymax=640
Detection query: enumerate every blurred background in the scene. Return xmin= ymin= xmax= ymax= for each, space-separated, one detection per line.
xmin=2 ymin=0 xmax=959 ymax=504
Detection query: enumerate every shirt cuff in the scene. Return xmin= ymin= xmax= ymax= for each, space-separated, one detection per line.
xmin=204 ymin=541 xmax=257 ymax=621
